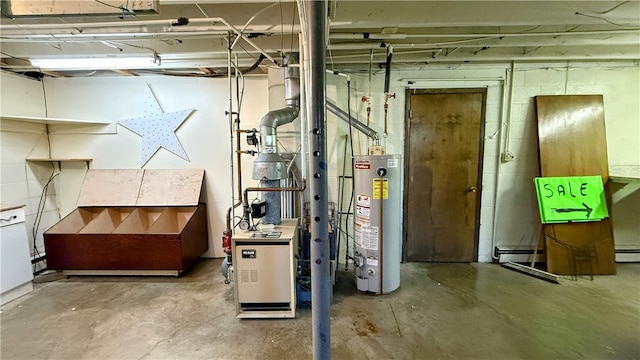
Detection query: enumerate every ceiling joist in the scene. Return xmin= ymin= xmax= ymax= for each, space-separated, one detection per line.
xmin=0 ymin=1 xmax=638 ymax=76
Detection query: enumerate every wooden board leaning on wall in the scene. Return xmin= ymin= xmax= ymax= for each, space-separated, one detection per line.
xmin=535 ymin=95 xmax=615 ymax=275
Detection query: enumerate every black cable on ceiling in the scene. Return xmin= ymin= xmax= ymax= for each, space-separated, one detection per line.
xmin=243 ymin=53 xmax=266 ymax=73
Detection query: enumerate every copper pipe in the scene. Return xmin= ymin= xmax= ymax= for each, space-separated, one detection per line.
xmin=226 ymin=201 xmax=243 ymax=232
xmin=243 ymin=183 xmax=306 ymax=209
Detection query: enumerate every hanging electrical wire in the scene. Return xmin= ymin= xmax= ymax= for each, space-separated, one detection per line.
xmin=231 ymin=2 xmax=279 ymax=51
xmin=574 ymin=11 xmax=640 ymax=27
xmin=344 ymin=78 xmax=356 ymax=267
xmin=31 ymin=166 xmax=59 ymax=271
xmin=236 ymin=42 xmax=260 ymax=62
xmin=194 ymin=3 xmax=209 ymax=18
xmin=94 ymin=0 xmax=135 ymax=17
xmin=106 ymin=40 xmax=160 ymax=63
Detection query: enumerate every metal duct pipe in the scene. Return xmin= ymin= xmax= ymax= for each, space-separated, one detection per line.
xmin=259 ymin=109 xmax=299 ymax=154
xmin=252 ymin=53 xmax=300 ymax=224
xmin=305 ymin=0 xmax=331 ymax=359
xmin=255 ymin=53 xmax=299 ymax=158
xmin=327 ymin=100 xmax=379 ymax=141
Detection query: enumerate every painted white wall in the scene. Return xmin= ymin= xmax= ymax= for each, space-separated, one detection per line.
xmin=0 ymin=72 xmax=60 ymax=265
xmin=39 ymin=75 xmax=268 ymax=258
xmin=2 ymin=61 xmax=638 ymax=264
xmin=0 ymin=71 xmax=47 ymax=118
xmin=327 ymin=61 xmax=640 ymax=262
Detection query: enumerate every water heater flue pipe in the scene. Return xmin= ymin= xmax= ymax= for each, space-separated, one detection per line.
xmin=259 ymin=109 xmax=298 ymax=153
xmin=258 ymin=54 xmax=300 ymax=155
xmin=252 ymin=53 xmax=300 ymax=224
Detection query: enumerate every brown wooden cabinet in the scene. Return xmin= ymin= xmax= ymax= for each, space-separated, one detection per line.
xmin=44 ymin=169 xmax=208 ymax=276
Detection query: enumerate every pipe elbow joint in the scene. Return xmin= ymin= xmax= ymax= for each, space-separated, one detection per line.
xmin=260 ymin=112 xmax=280 ymax=132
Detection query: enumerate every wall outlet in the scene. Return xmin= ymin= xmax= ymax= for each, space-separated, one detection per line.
xmin=501 ymin=151 xmax=515 ymax=163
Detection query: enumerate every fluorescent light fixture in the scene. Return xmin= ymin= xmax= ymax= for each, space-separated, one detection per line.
xmin=30 ymin=55 xmax=161 ymax=70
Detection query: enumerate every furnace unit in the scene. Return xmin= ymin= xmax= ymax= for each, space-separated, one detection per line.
xmin=232 ymin=219 xmax=298 ymax=318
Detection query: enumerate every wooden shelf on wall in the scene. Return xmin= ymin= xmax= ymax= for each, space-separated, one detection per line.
xmin=609 ymin=165 xmax=640 ymax=204
xmin=1 ymin=115 xmax=110 ymax=125
xmin=26 ymin=158 xmax=93 ymax=169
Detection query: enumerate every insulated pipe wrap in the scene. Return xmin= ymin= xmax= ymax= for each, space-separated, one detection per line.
xmin=384 ymin=45 xmax=393 ymax=94
xmin=261 ymin=180 xmax=281 ymax=224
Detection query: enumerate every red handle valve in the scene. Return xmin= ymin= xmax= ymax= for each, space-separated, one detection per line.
xmin=222 ymin=230 xmax=232 ymax=254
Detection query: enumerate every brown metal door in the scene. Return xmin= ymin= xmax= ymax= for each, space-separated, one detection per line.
xmin=404 ymin=89 xmax=486 ymax=262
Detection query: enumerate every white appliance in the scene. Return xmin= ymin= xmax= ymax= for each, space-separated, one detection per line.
xmin=232 ymin=218 xmax=298 ymax=318
xmin=1 ymin=205 xmax=34 ymax=305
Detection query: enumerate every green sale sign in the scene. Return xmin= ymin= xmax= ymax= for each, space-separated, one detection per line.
xmin=534 ymin=176 xmax=609 ymax=224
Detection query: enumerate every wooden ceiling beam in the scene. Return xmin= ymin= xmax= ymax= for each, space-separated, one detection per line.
xmin=198 ymin=67 xmax=216 ymax=75
xmin=41 ymin=71 xmax=64 ymax=78
xmin=112 ymin=69 xmax=137 ymax=76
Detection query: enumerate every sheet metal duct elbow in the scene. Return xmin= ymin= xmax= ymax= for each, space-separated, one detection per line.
xmin=253 ymin=53 xmax=300 ymax=181
xmin=259 ymin=107 xmax=299 ymax=154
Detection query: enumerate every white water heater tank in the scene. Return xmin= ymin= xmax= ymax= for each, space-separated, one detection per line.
xmin=353 ymin=154 xmax=402 ymax=294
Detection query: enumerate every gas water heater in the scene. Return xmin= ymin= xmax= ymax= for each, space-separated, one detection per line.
xmin=353 ymin=154 xmax=402 ymax=294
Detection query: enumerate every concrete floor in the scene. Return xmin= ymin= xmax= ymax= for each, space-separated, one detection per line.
xmin=1 ymin=260 xmax=639 ymax=360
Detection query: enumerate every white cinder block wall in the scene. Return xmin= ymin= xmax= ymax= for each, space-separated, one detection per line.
xmin=327 ymin=61 xmax=640 ymax=262
xmin=1 ymin=61 xmax=639 ymax=262
xmin=1 ymin=74 xmax=268 ymax=258
xmin=0 ymin=72 xmax=61 ymax=264
xmin=44 ymin=76 xmax=268 ymax=258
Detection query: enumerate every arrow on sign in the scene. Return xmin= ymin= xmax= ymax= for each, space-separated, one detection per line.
xmin=552 ymin=203 xmax=593 ymax=218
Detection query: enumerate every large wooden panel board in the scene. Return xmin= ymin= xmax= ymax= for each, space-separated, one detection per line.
xmin=536 ymin=95 xmax=609 ymax=179
xmin=535 ymin=95 xmax=615 ymax=275
xmin=542 ymin=220 xmax=615 ymax=275
xmin=77 ymin=169 xmax=204 ymax=207
xmin=77 ymin=169 xmax=143 ymax=207
xmin=137 ymin=169 xmax=204 ymax=206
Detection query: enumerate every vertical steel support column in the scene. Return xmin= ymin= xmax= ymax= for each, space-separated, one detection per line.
xmin=307 ymin=1 xmax=330 ymax=359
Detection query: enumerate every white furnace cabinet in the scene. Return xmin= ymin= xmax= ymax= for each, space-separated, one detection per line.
xmin=232 ymin=219 xmax=298 ymax=318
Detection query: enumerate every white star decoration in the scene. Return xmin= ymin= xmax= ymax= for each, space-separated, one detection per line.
xmin=119 ymin=84 xmax=194 ymax=166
